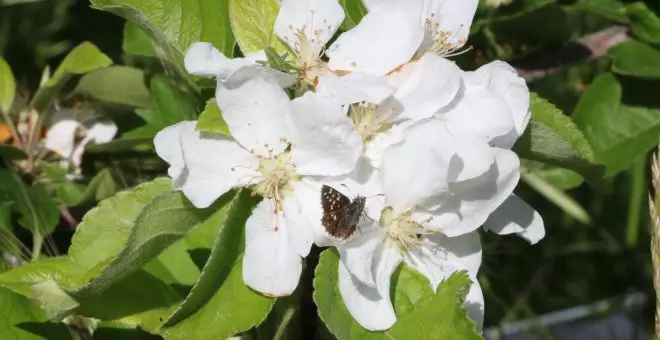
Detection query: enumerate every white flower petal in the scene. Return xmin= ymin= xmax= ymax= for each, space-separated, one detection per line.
xmin=45 ymin=120 xmax=80 ymax=159
xmin=364 ymin=121 xmax=411 ymax=169
xmin=483 ymin=194 xmax=545 ymax=244
xmin=184 ymin=43 xmax=297 ymax=87
xmin=337 ymin=224 xmax=384 ymax=287
xmin=216 ymin=77 xmax=292 ymax=156
xmin=465 ymin=277 xmax=484 ymax=332
xmin=288 ymin=92 xmax=362 ymax=176
xmin=292 ymin=179 xmax=333 ymax=247
xmin=243 ymin=200 xmax=302 ymax=296
xmin=469 ymin=61 xmax=530 ymax=140
xmin=153 ymin=122 xmax=186 ymax=181
xmin=316 ymin=72 xmax=395 ymax=105
xmin=184 ymin=42 xmax=243 ymax=77
xmin=222 ymin=61 xmax=298 ymax=89
xmin=422 ymin=0 xmax=478 ymax=48
xmin=362 ymin=0 xmax=423 ymax=13
xmin=284 ymin=185 xmax=316 ymax=257
xmin=154 ymin=121 xmax=260 ymax=208
xmin=327 ymin=7 xmax=423 ymax=75
xmin=440 ymin=83 xmax=515 ymax=144
xmin=338 ymin=259 xmax=397 ymax=331
xmin=428 ymin=148 xmax=521 ymax=236
xmin=445 ymin=124 xmax=496 ymax=183
xmin=86 ymin=121 xmax=117 ymax=144
xmin=70 ymin=137 xmax=90 ymax=170
xmin=385 ymin=53 xmax=461 ymax=121
xmin=381 ymin=119 xmax=452 ymax=211
xmin=371 ymin=240 xmax=403 ymax=304
xmin=274 ymin=0 xmax=344 ymax=56
xmin=404 ymin=231 xmax=481 ymax=290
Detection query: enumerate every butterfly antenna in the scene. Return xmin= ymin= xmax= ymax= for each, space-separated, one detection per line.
xmin=340 ymin=183 xmax=355 ymax=197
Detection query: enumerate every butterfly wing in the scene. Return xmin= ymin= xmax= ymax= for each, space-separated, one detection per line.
xmin=321 ymin=185 xmax=352 ymax=239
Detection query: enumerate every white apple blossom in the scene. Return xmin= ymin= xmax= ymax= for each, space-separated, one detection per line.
xmin=45 ymin=110 xmax=117 ymax=176
xmin=318 ymin=52 xmax=463 ymax=167
xmin=154 ymin=76 xmax=362 ymax=297
xmin=434 ymin=61 xmax=544 ymax=243
xmin=327 ymin=0 xmax=478 ymax=75
xmin=312 ymin=157 xmax=484 ymax=331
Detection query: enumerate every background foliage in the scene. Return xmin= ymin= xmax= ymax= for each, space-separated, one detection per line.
xmin=0 ymin=0 xmax=659 ymax=339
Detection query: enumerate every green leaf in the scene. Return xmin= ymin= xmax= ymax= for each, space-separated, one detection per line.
xmin=86 ymin=137 xmax=153 ymax=154
xmin=162 ymin=190 xmax=263 ymax=329
xmin=0 ymin=201 xmax=12 ymax=229
xmin=513 ymin=93 xmax=605 ymax=181
xmin=339 ymin=0 xmax=367 ymax=30
xmin=73 ymin=270 xmax=183 ymax=332
xmin=57 ymin=168 xmax=117 ymax=206
xmin=0 ymin=257 xmax=77 ymax=298
xmin=523 ymin=161 xmax=584 ymax=190
xmin=32 ymin=270 xmax=183 ymax=330
xmin=123 ymin=21 xmax=157 ymax=57
xmin=0 ymin=57 xmax=15 ymax=113
xmin=387 ymin=273 xmax=480 ymax=339
xmin=314 ymin=249 xmax=481 ymax=340
xmin=572 ymin=73 xmax=660 ymax=176
xmin=229 ymin=0 xmax=289 ymax=55
xmin=74 ymin=66 xmax=153 ymax=108
xmin=161 ymin=257 xmax=275 ymax=340
xmin=195 ymin=98 xmax=230 ymax=135
xmin=571 ymin=0 xmax=629 ymax=23
xmin=0 ymin=144 xmax=27 ymax=161
xmin=142 ymin=240 xmax=200 ymax=287
xmin=0 ymin=286 xmax=71 ymax=339
xmin=33 ymin=42 xmax=112 ymax=111
xmin=90 ymin=0 xmax=236 ymax=64
xmin=608 ymin=40 xmax=660 ymax=79
xmin=66 ymin=178 xmax=172 ymax=282
xmin=0 ymin=170 xmax=59 ymax=235
xmin=151 ymin=75 xmax=198 ymax=124
xmin=72 ymin=190 xmax=234 ymax=297
xmin=627 ymin=3 xmax=660 ymax=45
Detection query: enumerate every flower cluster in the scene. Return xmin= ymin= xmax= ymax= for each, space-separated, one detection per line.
xmin=154 ymin=0 xmax=544 ymax=332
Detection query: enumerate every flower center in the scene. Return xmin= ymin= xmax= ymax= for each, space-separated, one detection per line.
xmin=348 ymin=103 xmax=392 ymax=144
xmin=415 ymin=15 xmax=470 ymax=58
xmin=291 ymin=30 xmax=331 ymax=87
xmin=379 ymin=207 xmax=434 ymax=252
xmin=251 ymin=151 xmax=299 ymax=211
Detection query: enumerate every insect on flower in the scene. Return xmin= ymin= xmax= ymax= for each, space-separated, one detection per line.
xmin=320 ymin=185 xmax=368 ymax=240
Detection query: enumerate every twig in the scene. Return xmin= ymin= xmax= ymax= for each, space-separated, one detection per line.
xmin=649 ymin=144 xmax=660 ymax=339
xmin=511 ymin=25 xmax=631 ymax=82
xmin=59 ymin=204 xmax=78 ymax=229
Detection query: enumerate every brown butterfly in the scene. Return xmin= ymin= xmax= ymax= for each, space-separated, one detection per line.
xmin=320 ymin=185 xmax=367 ymax=240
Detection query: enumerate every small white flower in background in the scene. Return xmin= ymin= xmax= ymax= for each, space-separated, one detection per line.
xmin=44 ymin=109 xmax=117 ymax=177
xmin=312 ymin=160 xmax=484 ymax=331
xmin=327 ymin=0 xmax=479 ymax=75
xmin=154 ymin=76 xmax=362 ymax=296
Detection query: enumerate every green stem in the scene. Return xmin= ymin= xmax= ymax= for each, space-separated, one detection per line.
xmin=626 ymin=157 xmax=646 ymax=248
xmin=31 ymin=233 xmax=43 ymax=261
xmin=522 ymin=171 xmax=591 ymax=225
